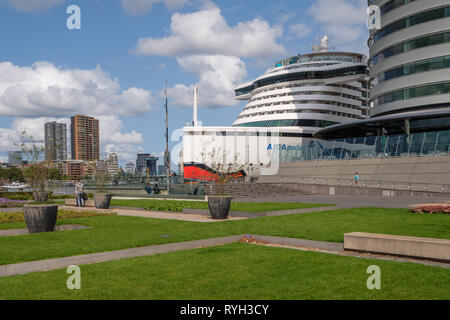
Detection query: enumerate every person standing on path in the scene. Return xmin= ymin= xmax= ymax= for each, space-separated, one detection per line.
xmin=75 ymin=180 xmax=85 ymax=207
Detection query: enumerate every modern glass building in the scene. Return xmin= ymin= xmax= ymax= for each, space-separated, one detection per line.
xmin=369 ymin=0 xmax=450 ymax=117
xmin=306 ymin=1 xmax=450 ymax=162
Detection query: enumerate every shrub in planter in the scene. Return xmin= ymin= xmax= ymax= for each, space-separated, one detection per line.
xmin=93 ymin=170 xmax=112 ymax=209
xmin=17 ymin=131 xmax=58 ymax=233
xmin=202 ymin=148 xmax=244 ymax=220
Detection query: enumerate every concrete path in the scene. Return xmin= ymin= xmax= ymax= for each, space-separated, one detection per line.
xmin=0 ymin=235 xmax=244 ymax=277
xmin=114 ymin=208 xmax=246 ymax=222
xmin=235 ymin=194 xmax=448 ymax=209
xmin=183 ymin=205 xmax=340 ymax=218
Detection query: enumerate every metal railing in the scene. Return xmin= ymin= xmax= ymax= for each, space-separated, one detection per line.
xmin=274 ymin=175 xmax=450 ymax=193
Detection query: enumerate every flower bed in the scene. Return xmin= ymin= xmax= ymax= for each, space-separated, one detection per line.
xmin=0 ymin=209 xmax=117 ymax=224
xmin=0 ymin=197 xmax=25 ymax=208
xmin=410 ymin=204 xmax=450 ymax=214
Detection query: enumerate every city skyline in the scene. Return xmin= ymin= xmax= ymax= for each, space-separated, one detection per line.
xmin=0 ymin=0 xmax=370 ymax=167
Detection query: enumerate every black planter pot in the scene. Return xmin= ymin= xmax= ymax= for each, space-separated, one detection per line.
xmin=23 ymin=204 xmax=58 ymax=234
xmin=94 ymin=193 xmax=112 ymax=209
xmin=207 ymin=196 xmax=232 ymax=219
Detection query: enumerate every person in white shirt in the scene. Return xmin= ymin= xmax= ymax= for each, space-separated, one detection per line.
xmin=75 ymin=180 xmax=85 ymax=207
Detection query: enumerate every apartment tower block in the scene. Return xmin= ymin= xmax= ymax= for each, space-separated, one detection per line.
xmin=71 ymin=114 xmax=100 ymax=161
xmin=44 ymin=122 xmax=67 ymax=161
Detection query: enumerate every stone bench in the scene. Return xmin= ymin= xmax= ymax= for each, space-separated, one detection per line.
xmin=64 ymin=199 xmax=95 ymax=207
xmin=344 ymin=232 xmax=450 ymax=262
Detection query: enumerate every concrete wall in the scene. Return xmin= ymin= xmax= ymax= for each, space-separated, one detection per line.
xmin=259 ymin=155 xmax=450 ymax=188
xmin=344 ymin=232 xmax=450 ymax=262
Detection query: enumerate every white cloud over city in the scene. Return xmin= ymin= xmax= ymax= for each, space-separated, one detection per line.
xmin=134 ymin=2 xmax=285 ymax=108
xmin=0 ymin=61 xmax=152 ymax=162
xmin=0 ymin=61 xmax=153 ymax=117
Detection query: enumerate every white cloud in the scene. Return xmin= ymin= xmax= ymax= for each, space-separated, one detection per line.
xmin=98 ymin=115 xmax=143 ymax=146
xmin=121 ymin=0 xmax=189 ymax=15
xmin=98 ymin=115 xmax=144 ymax=161
xmin=133 ymin=6 xmax=286 ymax=60
xmin=167 ymin=55 xmax=247 ymax=108
xmin=289 ymin=23 xmax=311 ymax=39
xmin=308 ymin=0 xmax=368 ymax=52
xmin=1 ymin=0 xmax=64 ymax=12
xmin=0 ymin=61 xmax=151 ymax=163
xmin=0 ymin=61 xmax=153 ymax=117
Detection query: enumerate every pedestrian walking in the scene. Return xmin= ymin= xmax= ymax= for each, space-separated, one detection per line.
xmin=354 ymin=172 xmax=360 ymax=186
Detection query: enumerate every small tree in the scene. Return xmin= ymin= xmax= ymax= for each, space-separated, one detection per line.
xmin=94 ymin=170 xmax=111 ymax=193
xmin=16 ymin=131 xmax=51 ymax=203
xmin=201 ymin=148 xmax=244 ymax=196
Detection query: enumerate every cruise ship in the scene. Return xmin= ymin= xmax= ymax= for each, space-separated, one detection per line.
xmin=182 ymin=37 xmax=370 ymax=180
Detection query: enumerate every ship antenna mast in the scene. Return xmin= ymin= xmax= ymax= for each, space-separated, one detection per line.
xmin=164 ymin=80 xmax=170 ymax=193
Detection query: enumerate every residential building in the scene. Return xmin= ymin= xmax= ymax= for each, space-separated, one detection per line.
xmin=136 ymin=154 xmax=158 ymax=176
xmin=44 ymin=122 xmax=67 ymax=161
xmin=107 ymin=153 xmax=119 ymax=176
xmin=71 ymin=114 xmax=100 ymax=161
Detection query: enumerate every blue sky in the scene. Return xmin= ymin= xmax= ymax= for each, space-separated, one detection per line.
xmin=0 ymin=0 xmax=369 ymax=167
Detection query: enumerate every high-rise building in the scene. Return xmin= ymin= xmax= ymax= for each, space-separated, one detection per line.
xmin=368 ymin=1 xmax=450 ymax=117
xmin=71 ymin=115 xmax=100 ymax=161
xmin=136 ymin=153 xmax=158 ymax=176
xmin=44 ymin=122 xmax=67 ymax=161
xmin=107 ymin=153 xmax=119 ymax=176
xmin=125 ymin=161 xmax=135 ymax=175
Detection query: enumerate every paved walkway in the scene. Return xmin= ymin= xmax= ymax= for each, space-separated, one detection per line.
xmin=235 ymin=194 xmax=450 ymax=209
xmin=182 ymin=205 xmax=340 ymax=218
xmin=115 ymin=208 xmax=246 ymax=222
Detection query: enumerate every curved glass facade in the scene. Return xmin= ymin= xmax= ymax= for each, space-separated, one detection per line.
xmin=255 ymin=66 xmax=367 ymax=89
xmin=373 ymin=55 xmax=450 ymax=84
xmin=378 ymin=0 xmax=418 ymax=16
xmin=375 ymin=81 xmax=450 ymax=106
xmin=369 ymin=6 xmax=450 ymax=46
xmin=370 ymin=31 xmax=450 ymax=66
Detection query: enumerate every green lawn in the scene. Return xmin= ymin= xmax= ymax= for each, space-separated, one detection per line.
xmin=110 ymin=199 xmax=331 ymax=212
xmin=1 ymin=243 xmax=448 ymax=300
xmin=1 ymin=207 xmax=449 ymax=265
